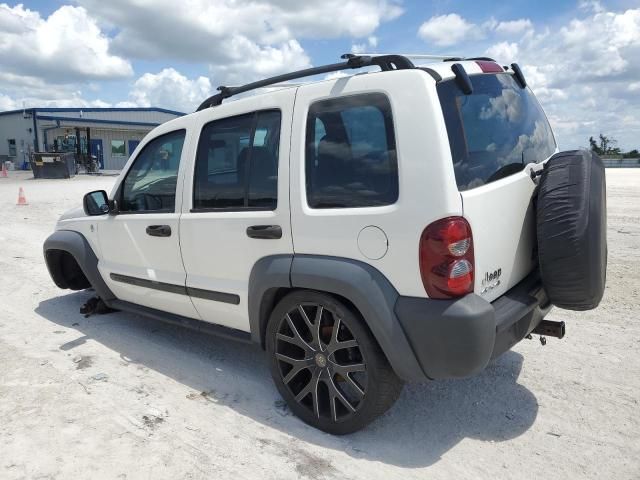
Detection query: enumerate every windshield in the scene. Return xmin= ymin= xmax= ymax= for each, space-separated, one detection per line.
xmin=437 ymin=73 xmax=556 ymax=191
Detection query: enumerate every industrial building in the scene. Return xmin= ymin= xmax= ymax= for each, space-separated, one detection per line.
xmin=0 ymin=107 xmax=185 ymax=171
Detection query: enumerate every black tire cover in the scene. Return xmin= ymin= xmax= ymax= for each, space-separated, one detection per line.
xmin=536 ymin=150 xmax=607 ymax=311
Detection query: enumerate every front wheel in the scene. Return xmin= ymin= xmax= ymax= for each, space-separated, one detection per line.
xmin=266 ymin=290 xmax=403 ymax=434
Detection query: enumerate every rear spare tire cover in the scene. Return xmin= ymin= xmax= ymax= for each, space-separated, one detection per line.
xmin=536 ymin=150 xmax=607 ymax=311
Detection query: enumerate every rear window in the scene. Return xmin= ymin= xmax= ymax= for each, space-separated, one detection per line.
xmin=437 ymin=73 xmax=556 ymax=191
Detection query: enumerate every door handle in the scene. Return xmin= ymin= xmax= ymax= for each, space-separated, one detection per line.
xmin=146 ymin=225 xmax=172 ymax=237
xmin=246 ymin=225 xmax=282 ymax=239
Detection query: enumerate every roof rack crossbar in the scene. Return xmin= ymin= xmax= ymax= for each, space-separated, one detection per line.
xmin=196 ymin=54 xmax=415 ymax=111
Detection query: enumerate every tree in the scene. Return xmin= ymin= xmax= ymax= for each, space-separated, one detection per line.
xmin=589 ymin=134 xmax=620 ymax=156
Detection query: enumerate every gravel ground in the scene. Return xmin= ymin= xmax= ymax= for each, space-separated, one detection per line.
xmin=0 ymin=169 xmax=638 ymax=480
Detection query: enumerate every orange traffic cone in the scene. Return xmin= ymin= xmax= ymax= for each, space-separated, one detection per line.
xmin=1 ymin=163 xmax=7 ymax=178
xmin=17 ymin=187 xmax=28 ymax=206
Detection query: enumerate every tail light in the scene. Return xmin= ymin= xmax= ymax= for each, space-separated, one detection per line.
xmin=419 ymin=217 xmax=474 ymax=299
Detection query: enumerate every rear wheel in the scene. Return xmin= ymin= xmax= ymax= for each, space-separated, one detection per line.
xmin=266 ymin=290 xmax=403 ymax=434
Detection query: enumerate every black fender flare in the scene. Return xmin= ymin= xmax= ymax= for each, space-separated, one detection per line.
xmin=43 ymin=230 xmax=116 ymax=302
xmin=248 ymin=254 xmax=427 ymax=382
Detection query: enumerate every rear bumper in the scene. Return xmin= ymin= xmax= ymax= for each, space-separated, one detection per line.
xmin=394 ymin=270 xmax=551 ymax=380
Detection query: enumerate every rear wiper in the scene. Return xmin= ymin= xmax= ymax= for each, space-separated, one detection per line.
xmin=486 ymin=162 xmax=526 ymax=183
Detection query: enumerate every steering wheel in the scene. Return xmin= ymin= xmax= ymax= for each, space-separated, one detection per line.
xmin=132 ymin=192 xmax=163 ymax=211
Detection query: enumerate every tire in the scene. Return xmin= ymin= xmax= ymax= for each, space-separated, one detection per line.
xmin=266 ymin=290 xmax=403 ymax=434
xmin=536 ymin=150 xmax=607 ymax=311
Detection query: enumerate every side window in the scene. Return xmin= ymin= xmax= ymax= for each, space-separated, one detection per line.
xmin=111 ymin=140 xmax=126 ymax=157
xmin=120 ymin=130 xmax=185 ymax=213
xmin=193 ymin=110 xmax=281 ymax=211
xmin=305 ymin=93 xmax=398 ymax=209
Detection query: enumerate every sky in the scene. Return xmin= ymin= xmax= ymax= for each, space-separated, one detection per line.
xmin=0 ymin=0 xmax=639 ymax=150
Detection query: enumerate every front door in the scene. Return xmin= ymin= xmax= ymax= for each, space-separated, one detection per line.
xmin=179 ymin=90 xmax=295 ymax=331
xmin=97 ymin=128 xmax=200 ymax=319
xmin=89 ymin=139 xmax=104 ymax=169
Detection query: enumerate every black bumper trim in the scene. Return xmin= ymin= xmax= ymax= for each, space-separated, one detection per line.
xmin=394 ymin=270 xmax=550 ymax=380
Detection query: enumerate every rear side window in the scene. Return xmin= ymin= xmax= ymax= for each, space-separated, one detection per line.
xmin=438 ymin=73 xmax=556 ymax=191
xmin=120 ymin=130 xmax=185 ymax=213
xmin=193 ymin=110 xmax=281 ymax=210
xmin=305 ymin=93 xmax=398 ymax=209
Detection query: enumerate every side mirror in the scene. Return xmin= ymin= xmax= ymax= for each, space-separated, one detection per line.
xmin=83 ymin=190 xmax=110 ymax=216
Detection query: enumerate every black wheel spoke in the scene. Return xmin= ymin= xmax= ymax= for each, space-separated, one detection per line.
xmin=325 ymin=374 xmax=356 ymax=414
xmin=313 ymin=305 xmax=324 ymax=349
xmin=339 ymin=372 xmax=365 ymax=398
xmin=332 ymin=362 xmax=366 ymax=375
xmin=329 ymin=394 xmax=338 ymax=422
xmin=295 ymin=368 xmax=321 ymax=418
xmin=275 ymin=352 xmax=310 ymax=367
xmin=298 ymin=305 xmax=314 ymax=332
xmin=283 ymin=362 xmax=310 ymax=384
xmin=328 ymin=339 xmax=358 ymax=355
xmin=278 ymin=314 xmax=314 ymax=353
xmin=327 ymin=317 xmax=359 ymax=354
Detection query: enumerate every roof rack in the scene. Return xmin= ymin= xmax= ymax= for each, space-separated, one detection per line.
xmin=358 ymin=53 xmax=497 ymax=63
xmin=196 ymin=54 xmax=415 ymax=111
xmin=355 ymin=53 xmax=459 ymax=61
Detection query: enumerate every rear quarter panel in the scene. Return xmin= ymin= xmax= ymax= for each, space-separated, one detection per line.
xmin=290 ymin=70 xmax=461 ymax=298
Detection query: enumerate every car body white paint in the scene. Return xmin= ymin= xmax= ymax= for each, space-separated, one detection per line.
xmin=55 ymin=63 xmax=554 ymax=331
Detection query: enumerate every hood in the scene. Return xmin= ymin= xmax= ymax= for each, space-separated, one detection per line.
xmin=58 ymin=206 xmax=86 ymax=222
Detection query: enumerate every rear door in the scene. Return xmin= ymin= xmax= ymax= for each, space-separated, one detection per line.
xmin=179 ymin=90 xmax=295 ymax=331
xmin=437 ymin=71 xmax=557 ymax=301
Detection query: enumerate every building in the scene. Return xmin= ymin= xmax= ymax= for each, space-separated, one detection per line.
xmin=0 ymin=107 xmax=185 ymax=170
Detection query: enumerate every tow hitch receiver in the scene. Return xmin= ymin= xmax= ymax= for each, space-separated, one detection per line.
xmin=532 ymin=320 xmax=566 ymax=339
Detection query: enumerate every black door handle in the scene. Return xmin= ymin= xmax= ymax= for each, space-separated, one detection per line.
xmin=246 ymin=225 xmax=282 ymax=239
xmin=146 ymin=225 xmax=172 ymax=237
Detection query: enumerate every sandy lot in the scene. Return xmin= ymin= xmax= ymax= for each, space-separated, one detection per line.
xmin=0 ymin=169 xmax=638 ymax=480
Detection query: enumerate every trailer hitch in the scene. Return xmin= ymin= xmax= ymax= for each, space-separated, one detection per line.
xmin=532 ymin=320 xmax=566 ymax=339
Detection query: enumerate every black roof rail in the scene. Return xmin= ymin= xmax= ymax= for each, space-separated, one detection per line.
xmin=195 ymin=54 xmax=415 ymax=111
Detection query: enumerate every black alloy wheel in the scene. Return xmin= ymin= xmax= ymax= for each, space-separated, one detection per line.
xmin=266 ymin=290 xmax=403 ymax=434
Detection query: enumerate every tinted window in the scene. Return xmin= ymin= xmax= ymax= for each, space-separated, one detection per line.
xmin=306 ymin=93 xmax=398 ymax=209
xmin=438 ymin=73 xmax=556 ymax=191
xmin=194 ymin=110 xmax=281 ymax=210
xmin=120 ymin=130 xmax=185 ymax=212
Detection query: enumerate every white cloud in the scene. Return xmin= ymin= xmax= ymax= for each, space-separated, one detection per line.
xmin=75 ymin=0 xmax=401 ymax=85
xmin=418 ymin=14 xmax=481 ymax=47
xmin=482 ymin=7 xmax=640 ymax=149
xmin=418 ymin=14 xmax=535 ymax=47
xmin=128 ymin=69 xmax=213 ymax=112
xmin=208 ymin=39 xmax=311 ymax=87
xmin=494 ymin=19 xmax=533 ymax=35
xmin=0 ymin=4 xmax=132 ymax=82
xmin=0 ymin=93 xmax=17 ymax=111
xmin=0 ymin=71 xmax=114 ymax=109
xmin=1 ymin=1 xmax=401 ymax=110
xmin=484 ymin=42 xmax=519 ymax=62
xmin=351 ymin=35 xmax=379 ymax=54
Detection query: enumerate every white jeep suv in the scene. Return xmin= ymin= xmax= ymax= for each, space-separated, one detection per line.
xmin=44 ymin=54 xmax=607 ymax=434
